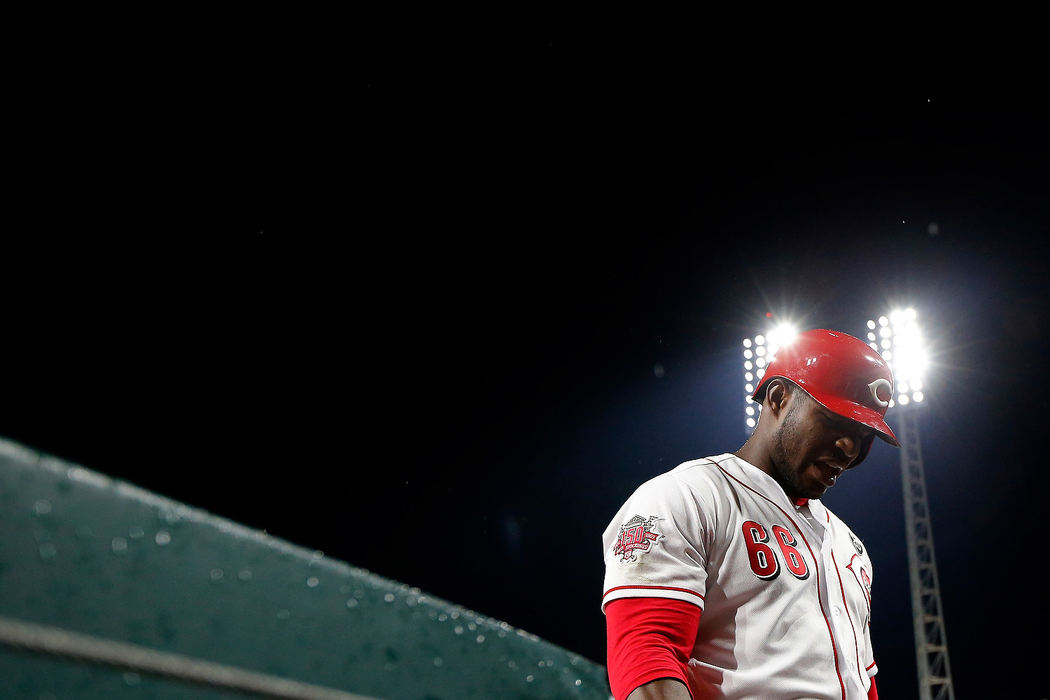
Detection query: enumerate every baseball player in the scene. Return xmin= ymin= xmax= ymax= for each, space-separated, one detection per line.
xmin=602 ymin=329 xmax=898 ymax=699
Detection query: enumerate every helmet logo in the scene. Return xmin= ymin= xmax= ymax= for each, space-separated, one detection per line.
xmin=867 ymin=378 xmax=892 ymax=408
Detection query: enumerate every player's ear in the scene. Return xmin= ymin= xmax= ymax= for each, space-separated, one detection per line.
xmin=765 ymin=379 xmax=790 ymax=417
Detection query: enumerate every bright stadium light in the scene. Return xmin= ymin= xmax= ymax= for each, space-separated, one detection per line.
xmin=866 ymin=307 xmax=928 ymax=407
xmin=742 ymin=321 xmax=799 ymax=434
xmin=766 ymin=323 xmax=799 ymax=352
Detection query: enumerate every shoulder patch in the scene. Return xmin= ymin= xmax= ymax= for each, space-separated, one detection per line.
xmin=613 ymin=514 xmax=663 ymax=563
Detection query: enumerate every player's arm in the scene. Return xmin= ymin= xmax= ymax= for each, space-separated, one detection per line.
xmin=606 ymin=597 xmax=700 ymax=700
xmin=625 ymin=678 xmax=693 ymax=700
xmin=602 ymin=474 xmax=709 ymax=699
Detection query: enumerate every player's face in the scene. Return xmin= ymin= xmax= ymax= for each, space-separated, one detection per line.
xmin=769 ymin=389 xmax=873 ymax=501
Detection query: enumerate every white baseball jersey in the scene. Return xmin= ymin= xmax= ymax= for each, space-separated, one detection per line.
xmin=602 ymin=453 xmax=876 ymax=699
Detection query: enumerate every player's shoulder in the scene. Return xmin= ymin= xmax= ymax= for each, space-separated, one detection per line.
xmin=634 ymin=454 xmax=734 ymax=500
xmin=613 ymin=456 xmax=733 ymax=529
xmin=669 ymin=454 xmax=735 ymax=482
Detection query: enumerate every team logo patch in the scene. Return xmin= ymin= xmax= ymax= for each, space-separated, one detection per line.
xmin=614 ymin=514 xmax=663 ymax=563
xmin=850 ymin=532 xmax=865 ymax=556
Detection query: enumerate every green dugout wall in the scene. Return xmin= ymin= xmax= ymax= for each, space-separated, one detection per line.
xmin=0 ymin=437 xmax=611 ymax=699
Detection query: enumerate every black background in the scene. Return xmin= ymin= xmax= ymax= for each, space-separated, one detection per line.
xmin=3 ymin=23 xmax=1048 ymax=698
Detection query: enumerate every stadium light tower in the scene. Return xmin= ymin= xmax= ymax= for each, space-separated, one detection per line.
xmin=741 ymin=321 xmax=799 ymax=436
xmin=866 ymin=308 xmax=955 ymax=700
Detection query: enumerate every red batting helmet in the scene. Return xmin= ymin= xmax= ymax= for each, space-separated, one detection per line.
xmin=751 ymin=328 xmax=900 ymax=465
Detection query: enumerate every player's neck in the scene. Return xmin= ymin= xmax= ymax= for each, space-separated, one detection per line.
xmin=733 ymin=439 xmax=770 ymax=474
xmin=734 ymin=440 xmax=805 ymax=500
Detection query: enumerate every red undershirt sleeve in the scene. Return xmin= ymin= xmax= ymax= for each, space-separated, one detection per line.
xmin=868 ymin=676 xmax=878 ymax=700
xmin=605 ymin=596 xmax=702 ymax=700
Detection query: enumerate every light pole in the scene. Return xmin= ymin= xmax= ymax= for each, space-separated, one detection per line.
xmin=865 ymin=309 xmax=954 ymax=700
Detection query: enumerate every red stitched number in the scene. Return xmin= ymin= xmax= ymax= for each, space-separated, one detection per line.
xmin=742 ymin=521 xmax=810 ymax=580
xmin=741 ymin=521 xmax=779 ymax=579
xmin=772 ymin=525 xmax=810 ymax=580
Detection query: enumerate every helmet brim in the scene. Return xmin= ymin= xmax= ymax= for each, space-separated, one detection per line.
xmin=812 ymin=393 xmax=900 ymax=448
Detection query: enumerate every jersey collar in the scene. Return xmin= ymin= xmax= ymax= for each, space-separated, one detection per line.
xmin=720 ymin=454 xmax=826 ymax=516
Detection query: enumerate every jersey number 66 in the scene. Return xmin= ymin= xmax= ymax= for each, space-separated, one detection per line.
xmin=741 ymin=521 xmax=811 ymax=581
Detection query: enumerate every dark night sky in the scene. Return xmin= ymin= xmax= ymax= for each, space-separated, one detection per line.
xmin=3 ymin=28 xmax=1048 ymax=698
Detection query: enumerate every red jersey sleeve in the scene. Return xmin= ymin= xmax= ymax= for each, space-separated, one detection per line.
xmin=605 ymin=596 xmax=701 ymax=700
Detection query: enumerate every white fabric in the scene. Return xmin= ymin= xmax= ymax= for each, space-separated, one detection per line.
xmin=602 ymin=454 xmax=877 ymax=699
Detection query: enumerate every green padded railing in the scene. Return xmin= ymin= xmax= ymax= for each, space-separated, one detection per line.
xmin=0 ymin=437 xmax=611 ymax=699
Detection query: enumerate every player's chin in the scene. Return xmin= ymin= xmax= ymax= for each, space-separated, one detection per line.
xmin=802 ymin=471 xmax=832 ymax=498
xmin=803 ymin=482 xmax=829 ymax=499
